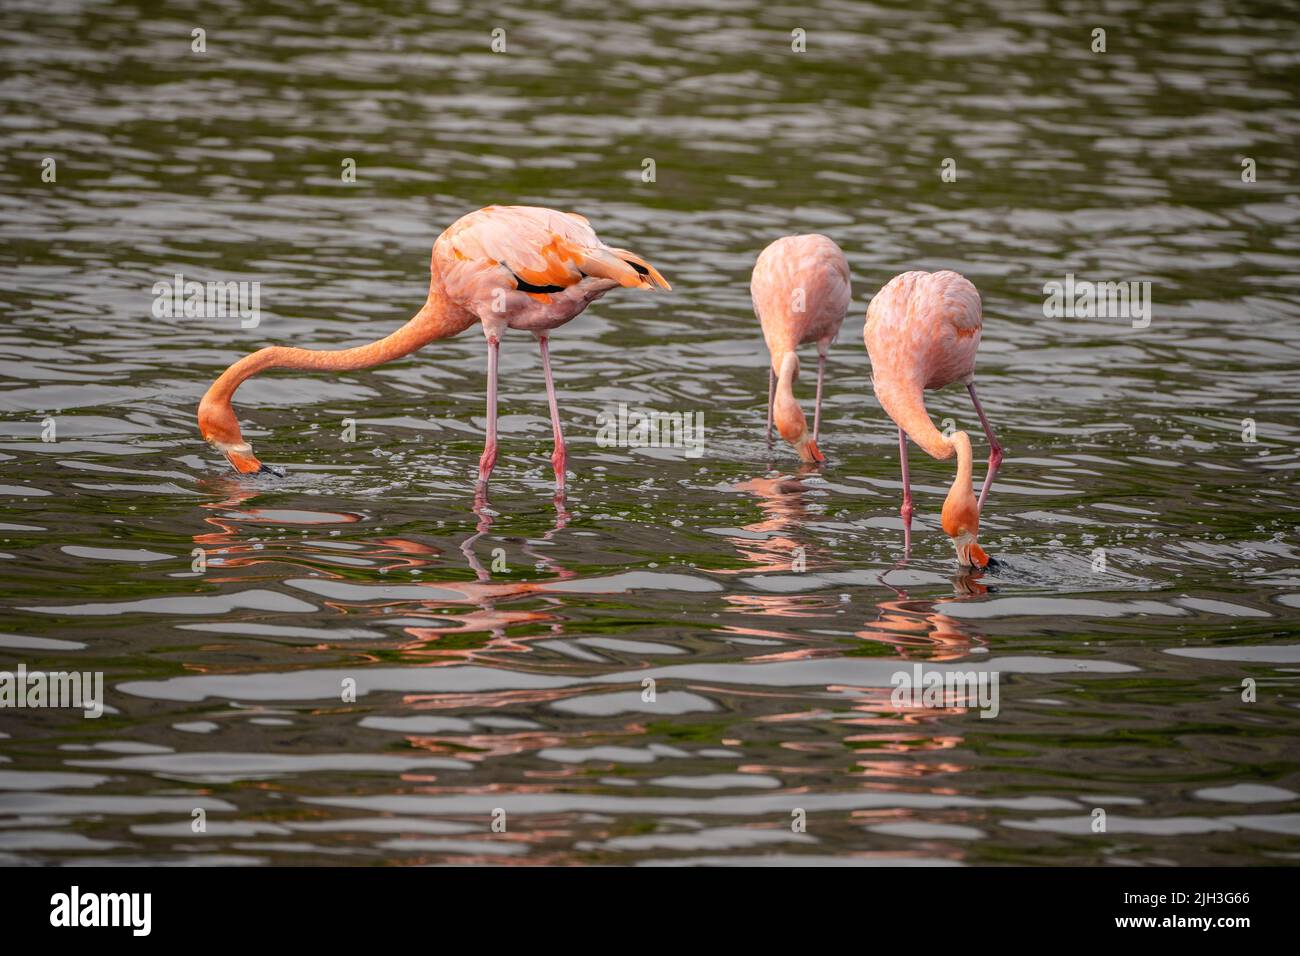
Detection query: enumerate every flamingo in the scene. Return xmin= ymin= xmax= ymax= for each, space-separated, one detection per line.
xmin=864 ymin=270 xmax=1003 ymax=568
xmin=197 ymin=205 xmax=670 ymax=490
xmin=750 ymin=234 xmax=852 ymax=462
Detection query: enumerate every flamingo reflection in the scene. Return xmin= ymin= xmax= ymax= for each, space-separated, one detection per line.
xmin=712 ymin=469 xmax=843 ymax=626
xmin=858 ymin=563 xmax=989 ymax=661
xmin=192 ymin=480 xmax=576 ymax=659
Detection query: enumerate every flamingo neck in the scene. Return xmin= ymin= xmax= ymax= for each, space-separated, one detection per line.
xmin=198 ymin=290 xmax=464 ymax=456
xmin=950 ymin=429 xmax=973 ymax=489
xmin=772 ymin=352 xmax=803 ymax=438
xmin=941 ymin=429 xmax=979 ymax=540
xmin=776 ymin=351 xmax=798 ymax=392
xmin=205 ymin=298 xmax=439 ymax=401
xmin=874 ymin=378 xmax=950 ymax=460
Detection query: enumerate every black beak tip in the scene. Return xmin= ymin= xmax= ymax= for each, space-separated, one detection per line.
xmin=258 ymin=463 xmax=286 ymax=477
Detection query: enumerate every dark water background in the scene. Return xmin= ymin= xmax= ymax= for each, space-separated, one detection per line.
xmin=1 ymin=0 xmax=1298 ymax=865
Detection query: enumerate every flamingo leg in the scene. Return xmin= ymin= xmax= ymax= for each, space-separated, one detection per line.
xmin=766 ymin=366 xmax=775 ymax=446
xmin=813 ymin=346 xmax=826 ymax=442
xmin=477 ymin=335 xmax=500 ymax=485
xmin=898 ymin=426 xmax=913 ymax=554
xmin=538 ymin=336 xmax=566 ymax=491
xmin=966 ymin=381 xmax=1003 ymax=511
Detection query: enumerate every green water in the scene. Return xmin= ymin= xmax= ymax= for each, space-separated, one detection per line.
xmin=0 ymin=0 xmax=1298 ymax=865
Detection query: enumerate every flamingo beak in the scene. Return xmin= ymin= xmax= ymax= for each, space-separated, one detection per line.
xmin=953 ymin=534 xmax=989 ymax=569
xmin=213 ymin=441 xmax=280 ymax=476
xmin=797 ymin=436 xmax=825 ymax=463
xmin=224 ymin=447 xmax=264 ymax=474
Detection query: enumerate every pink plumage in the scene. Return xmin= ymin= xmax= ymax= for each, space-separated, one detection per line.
xmin=750 ymin=234 xmax=852 ymax=461
xmin=435 ymin=205 xmax=669 ymax=337
xmin=863 ymin=270 xmax=1002 ymax=568
xmin=198 ymin=205 xmax=668 ymax=491
xmin=866 ymin=270 xmax=981 ymax=391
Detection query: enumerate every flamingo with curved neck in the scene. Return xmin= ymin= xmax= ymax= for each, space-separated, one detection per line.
xmin=197 ymin=205 xmax=669 ymax=487
xmin=864 ymin=270 xmax=1003 ymax=568
xmin=751 ymin=234 xmax=851 ymax=462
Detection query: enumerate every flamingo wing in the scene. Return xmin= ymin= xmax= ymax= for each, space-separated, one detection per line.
xmin=752 ymin=234 xmax=851 ymax=353
xmin=434 ymin=206 xmax=668 ymax=329
xmin=867 ymin=271 xmax=981 ymax=341
xmin=927 ymin=270 xmax=982 ymax=337
xmin=865 ymin=270 xmax=983 ymax=399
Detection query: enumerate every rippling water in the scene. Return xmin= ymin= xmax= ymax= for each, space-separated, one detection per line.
xmin=1 ymin=0 xmax=1298 ymax=866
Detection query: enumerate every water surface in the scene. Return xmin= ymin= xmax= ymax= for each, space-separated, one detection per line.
xmin=1 ymin=0 xmax=1298 ymax=865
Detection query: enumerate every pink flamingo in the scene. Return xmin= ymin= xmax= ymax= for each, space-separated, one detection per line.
xmin=750 ymin=234 xmax=852 ymax=462
xmin=197 ymin=205 xmax=669 ymax=490
xmin=864 ymin=270 xmax=1003 ymax=568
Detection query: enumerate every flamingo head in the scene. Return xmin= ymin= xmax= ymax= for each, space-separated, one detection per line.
xmin=198 ymin=396 xmax=265 ymax=474
xmin=941 ymin=480 xmax=988 ymax=569
xmin=941 ymin=431 xmax=988 ymax=569
xmin=774 ymin=354 xmax=824 ymax=463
